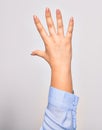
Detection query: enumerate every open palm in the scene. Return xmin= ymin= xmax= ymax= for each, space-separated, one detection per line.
xmin=31 ymin=8 xmax=74 ymax=70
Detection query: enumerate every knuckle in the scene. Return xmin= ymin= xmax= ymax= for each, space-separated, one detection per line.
xmin=58 ymin=23 xmax=63 ymax=28
xmin=68 ymin=29 xmax=73 ymax=34
xmin=37 ymin=26 xmax=43 ymax=33
xmin=48 ymin=23 xmax=52 ymax=28
xmin=58 ymin=20 xmax=63 ymax=28
xmin=68 ymin=30 xmax=72 ymax=34
xmin=46 ymin=15 xmax=50 ymax=18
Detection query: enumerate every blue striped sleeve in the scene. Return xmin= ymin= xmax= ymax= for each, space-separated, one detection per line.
xmin=40 ymin=86 xmax=79 ymax=130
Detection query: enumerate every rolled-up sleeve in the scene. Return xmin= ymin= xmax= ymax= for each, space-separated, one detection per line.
xmin=40 ymin=86 xmax=79 ymax=130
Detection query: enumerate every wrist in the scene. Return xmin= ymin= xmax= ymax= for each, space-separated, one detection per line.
xmin=50 ymin=66 xmax=73 ymax=93
xmin=51 ymin=63 xmax=72 ymax=74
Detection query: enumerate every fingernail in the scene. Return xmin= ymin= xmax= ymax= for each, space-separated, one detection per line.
xmin=56 ymin=9 xmax=60 ymax=14
xmin=46 ymin=7 xmax=49 ymax=12
xmin=70 ymin=16 xmax=74 ymax=21
xmin=30 ymin=52 xmax=33 ymax=55
xmin=33 ymin=15 xmax=37 ymax=20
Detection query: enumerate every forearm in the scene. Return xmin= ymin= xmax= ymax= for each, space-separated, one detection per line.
xmin=50 ymin=66 xmax=73 ymax=93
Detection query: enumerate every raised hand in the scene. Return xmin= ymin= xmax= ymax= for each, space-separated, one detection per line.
xmin=31 ymin=8 xmax=74 ymax=72
xmin=31 ymin=8 xmax=74 ymax=93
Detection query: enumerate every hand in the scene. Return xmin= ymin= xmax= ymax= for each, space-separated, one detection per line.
xmin=31 ymin=8 xmax=74 ymax=72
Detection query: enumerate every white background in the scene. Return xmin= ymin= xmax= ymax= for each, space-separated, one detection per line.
xmin=0 ymin=0 xmax=102 ymax=130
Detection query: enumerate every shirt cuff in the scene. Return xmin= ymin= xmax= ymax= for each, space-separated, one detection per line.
xmin=48 ymin=86 xmax=79 ymax=111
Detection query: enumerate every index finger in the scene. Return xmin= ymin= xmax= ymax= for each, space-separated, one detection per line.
xmin=33 ymin=15 xmax=49 ymax=43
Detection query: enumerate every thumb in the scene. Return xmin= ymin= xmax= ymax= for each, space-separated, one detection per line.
xmin=31 ymin=50 xmax=45 ymax=59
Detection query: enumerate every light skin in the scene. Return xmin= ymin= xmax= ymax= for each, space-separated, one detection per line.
xmin=31 ymin=8 xmax=74 ymax=93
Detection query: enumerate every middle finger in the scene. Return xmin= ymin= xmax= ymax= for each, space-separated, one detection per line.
xmin=45 ymin=8 xmax=56 ymax=36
